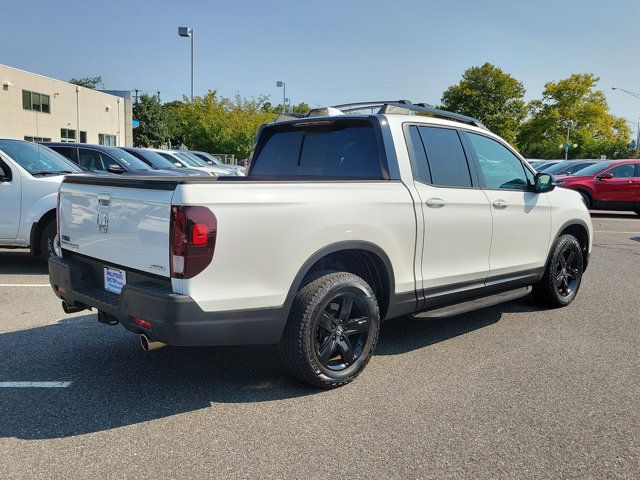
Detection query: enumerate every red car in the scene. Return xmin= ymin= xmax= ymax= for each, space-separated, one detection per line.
xmin=554 ymin=160 xmax=640 ymax=215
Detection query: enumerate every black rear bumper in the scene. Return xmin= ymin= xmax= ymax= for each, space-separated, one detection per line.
xmin=48 ymin=254 xmax=287 ymax=346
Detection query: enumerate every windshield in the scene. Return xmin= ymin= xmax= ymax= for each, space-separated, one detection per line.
xmin=573 ymin=161 xmax=613 ymax=176
xmin=132 ymin=149 xmax=182 ymax=169
xmin=174 ymin=152 xmax=204 ymax=167
xmin=104 ymin=147 xmax=152 ymax=170
xmin=546 ymin=161 xmax=597 ymax=175
xmin=194 ymin=152 xmax=223 ymax=165
xmin=0 ymin=139 xmax=82 ymax=175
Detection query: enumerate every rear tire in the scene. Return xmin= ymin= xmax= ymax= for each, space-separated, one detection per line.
xmin=278 ymin=272 xmax=380 ymax=388
xmin=39 ymin=219 xmax=56 ymax=259
xmin=533 ymin=234 xmax=584 ymax=308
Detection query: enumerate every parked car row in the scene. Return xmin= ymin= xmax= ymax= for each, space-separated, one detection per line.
xmin=0 ymin=138 xmax=244 ymax=257
xmin=528 ymin=158 xmax=640 ymax=215
xmin=41 ymin=142 xmax=244 ymax=178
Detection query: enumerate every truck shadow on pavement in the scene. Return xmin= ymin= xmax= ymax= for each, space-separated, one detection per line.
xmin=0 ymin=250 xmax=48 ymax=275
xmin=0 ymin=299 xmax=536 ymax=440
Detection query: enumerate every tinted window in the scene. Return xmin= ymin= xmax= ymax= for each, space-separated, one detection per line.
xmin=418 ymin=126 xmax=471 ymax=187
xmin=468 ymin=133 xmax=528 ymax=190
xmin=606 ymin=164 xmax=636 ymax=178
xmin=78 ymin=149 xmax=108 ymax=172
xmin=406 ymin=125 xmax=431 ymax=183
xmin=251 ymin=122 xmax=383 ymax=179
xmin=104 ymin=148 xmax=152 ymax=170
xmin=53 ymin=146 xmax=75 ymax=162
xmin=127 ymin=149 xmax=178 ymax=169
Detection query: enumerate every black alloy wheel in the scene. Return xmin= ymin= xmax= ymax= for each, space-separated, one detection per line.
xmin=533 ymin=234 xmax=584 ymax=307
xmin=314 ymin=292 xmax=371 ymax=371
xmin=279 ymin=272 xmax=380 ymax=388
xmin=554 ymin=245 xmax=581 ymax=297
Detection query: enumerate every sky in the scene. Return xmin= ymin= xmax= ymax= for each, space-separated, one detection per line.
xmin=2 ymin=0 xmax=639 ymax=131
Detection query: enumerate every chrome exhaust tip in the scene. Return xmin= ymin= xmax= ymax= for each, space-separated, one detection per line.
xmin=140 ymin=334 xmax=167 ymax=352
xmin=61 ymin=300 xmax=86 ymax=314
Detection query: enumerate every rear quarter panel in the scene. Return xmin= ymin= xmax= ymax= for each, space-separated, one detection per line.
xmin=172 ymin=181 xmax=417 ymax=311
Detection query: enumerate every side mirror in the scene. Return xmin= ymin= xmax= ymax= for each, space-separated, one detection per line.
xmin=107 ymin=164 xmax=126 ymax=174
xmin=597 ymin=173 xmax=613 ymax=180
xmin=174 ymin=162 xmax=182 ymax=167
xmin=533 ymin=172 xmax=555 ymax=193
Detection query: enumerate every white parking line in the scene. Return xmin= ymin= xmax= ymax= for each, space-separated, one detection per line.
xmin=594 ymin=231 xmax=640 ymax=234
xmin=0 ymin=284 xmax=50 ymax=287
xmin=0 ymin=381 xmax=72 ymax=388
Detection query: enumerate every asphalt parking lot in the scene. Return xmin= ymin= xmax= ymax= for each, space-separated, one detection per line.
xmin=1 ymin=212 xmax=639 ymax=479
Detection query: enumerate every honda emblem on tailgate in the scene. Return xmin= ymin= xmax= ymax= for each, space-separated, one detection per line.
xmin=97 ymin=213 xmax=109 ymax=233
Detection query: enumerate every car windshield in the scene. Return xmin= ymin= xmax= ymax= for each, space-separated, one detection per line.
xmin=104 ymin=147 xmax=152 ymax=170
xmin=573 ymin=161 xmax=614 ymax=176
xmin=174 ymin=152 xmax=204 ymax=167
xmin=0 ymin=139 xmax=82 ymax=175
xmin=134 ymin=149 xmax=182 ymax=169
xmin=537 ymin=162 xmax=561 ymax=172
xmin=546 ymin=161 xmax=597 ymax=175
xmin=194 ymin=152 xmax=223 ymax=165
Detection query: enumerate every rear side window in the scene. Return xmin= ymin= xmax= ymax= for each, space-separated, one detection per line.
xmin=251 ymin=121 xmax=384 ymax=179
xmin=418 ymin=126 xmax=472 ymax=188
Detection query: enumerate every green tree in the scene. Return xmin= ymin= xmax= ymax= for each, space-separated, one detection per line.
xmin=170 ymin=91 xmax=277 ymax=158
xmin=517 ymin=74 xmax=631 ymax=159
xmin=133 ymin=94 xmax=168 ymax=147
xmin=68 ymin=76 xmax=103 ymax=89
xmin=441 ymin=63 xmax=527 ymax=144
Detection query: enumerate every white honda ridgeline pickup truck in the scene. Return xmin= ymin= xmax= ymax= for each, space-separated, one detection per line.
xmin=49 ymin=101 xmax=592 ymax=388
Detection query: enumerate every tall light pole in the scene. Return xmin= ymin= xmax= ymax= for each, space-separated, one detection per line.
xmin=276 ymin=81 xmax=286 ymax=113
xmin=612 ymin=87 xmax=640 ymax=150
xmin=178 ymin=27 xmax=194 ymax=100
xmin=563 ymin=120 xmax=575 ymax=160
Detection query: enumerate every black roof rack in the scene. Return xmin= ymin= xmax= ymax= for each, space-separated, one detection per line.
xmin=307 ymin=100 xmax=487 ymax=130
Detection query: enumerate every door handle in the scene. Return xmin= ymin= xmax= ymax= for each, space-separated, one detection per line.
xmin=493 ymin=200 xmax=508 ymax=209
xmin=425 ymin=198 xmax=446 ymax=208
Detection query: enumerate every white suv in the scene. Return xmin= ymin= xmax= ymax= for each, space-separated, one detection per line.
xmin=50 ymin=101 xmax=592 ymax=388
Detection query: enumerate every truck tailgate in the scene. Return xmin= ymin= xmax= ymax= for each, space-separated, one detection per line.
xmin=59 ymin=177 xmax=175 ymax=277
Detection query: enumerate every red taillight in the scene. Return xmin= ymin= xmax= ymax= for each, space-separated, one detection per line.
xmin=191 ymin=224 xmax=208 ymax=245
xmin=170 ymin=206 xmax=217 ymax=279
xmin=132 ymin=317 xmax=152 ymax=330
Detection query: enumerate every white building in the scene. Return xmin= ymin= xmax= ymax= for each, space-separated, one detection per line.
xmin=0 ymin=64 xmax=132 ymax=146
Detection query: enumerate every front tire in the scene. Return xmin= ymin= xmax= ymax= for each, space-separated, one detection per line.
xmin=533 ymin=234 xmax=584 ymax=307
xmin=279 ymin=272 xmax=380 ymax=388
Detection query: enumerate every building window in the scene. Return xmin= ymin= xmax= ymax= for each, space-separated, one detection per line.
xmin=61 ymin=128 xmax=77 ymax=143
xmin=98 ymin=134 xmax=117 ymax=146
xmin=24 ymin=136 xmax=52 ymax=142
xmin=22 ymin=90 xmax=51 ymax=113
xmin=80 ymin=131 xmax=87 ymax=143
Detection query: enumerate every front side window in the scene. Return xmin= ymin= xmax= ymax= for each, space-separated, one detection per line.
xmin=78 ymin=149 xmax=108 ymax=172
xmin=467 ymin=133 xmax=529 ymax=190
xmin=418 ymin=126 xmax=471 ymax=188
xmin=251 ymin=120 xmax=384 ymax=179
xmin=605 ymin=164 xmax=636 ymax=178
